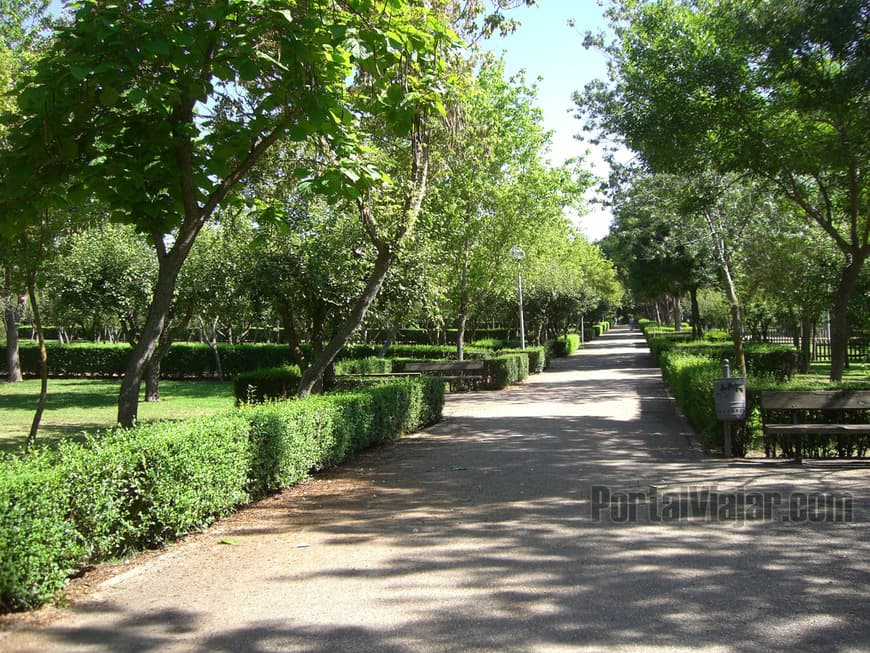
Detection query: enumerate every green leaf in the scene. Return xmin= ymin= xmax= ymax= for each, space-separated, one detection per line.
xmin=273 ymin=9 xmax=294 ymax=24
xmin=256 ymin=51 xmax=289 ymax=72
xmin=100 ymin=87 xmax=120 ymax=107
xmin=69 ymin=65 xmax=89 ymax=81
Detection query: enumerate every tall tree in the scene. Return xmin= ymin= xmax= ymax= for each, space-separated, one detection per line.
xmin=423 ymin=57 xmax=589 ymax=358
xmin=577 ymin=0 xmax=869 ymax=380
xmin=1 ymin=0 xmax=456 ymax=425
xmin=0 ymin=0 xmax=48 ymax=383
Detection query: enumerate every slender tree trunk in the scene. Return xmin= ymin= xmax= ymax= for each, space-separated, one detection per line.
xmin=673 ymin=295 xmax=682 ymax=332
xmin=278 ymin=304 xmax=309 ymax=370
xmin=297 ymin=247 xmax=395 ymax=397
xmin=722 ymin=267 xmax=746 ymax=376
xmin=689 ymin=286 xmax=702 ymax=340
xmin=25 ymin=282 xmax=47 ymax=451
xmin=118 ymin=247 xmax=190 ymax=427
xmin=378 ymin=323 xmax=397 ymax=357
xmin=456 ymin=236 xmax=470 ymax=361
xmin=5 ymin=291 xmax=24 ymax=383
xmin=201 ymin=316 xmax=224 ymax=382
xmin=799 ymin=313 xmax=813 ymax=374
xmin=829 ymin=250 xmax=865 ymax=381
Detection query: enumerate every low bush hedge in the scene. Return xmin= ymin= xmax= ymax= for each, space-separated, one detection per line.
xmin=334 ymin=356 xmax=393 ymax=375
xmin=483 ymin=353 xmax=529 ymax=389
xmin=552 ymin=333 xmax=581 ymax=357
xmin=234 ymin=365 xmax=302 ymax=405
xmin=1 ymin=342 xmax=494 ymax=379
xmin=501 ymin=346 xmax=546 ymax=374
xmin=658 ymin=349 xmax=870 ymax=458
xmin=659 ymin=351 xmax=732 ymax=453
xmin=642 ymin=325 xmax=798 ymax=381
xmin=0 ymin=377 xmax=444 ymax=613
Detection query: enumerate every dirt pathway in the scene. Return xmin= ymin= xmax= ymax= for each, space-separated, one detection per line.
xmin=2 ymin=326 xmax=868 ymax=652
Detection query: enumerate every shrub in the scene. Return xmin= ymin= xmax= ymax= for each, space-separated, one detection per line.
xmin=0 ymin=450 xmax=84 ymax=612
xmin=0 ymin=378 xmax=443 ymax=613
xmin=484 ymin=353 xmax=529 ymax=389
xmin=553 ymin=333 xmax=581 ymax=357
xmin=659 ymin=351 xmax=735 ymax=453
xmin=234 ymin=365 xmax=302 ymax=405
xmin=501 ymin=346 xmax=546 ymax=374
xmin=471 ymin=338 xmax=509 ymax=349
xmin=334 ymin=356 xmax=392 ymax=375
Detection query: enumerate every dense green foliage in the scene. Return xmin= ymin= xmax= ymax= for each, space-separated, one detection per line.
xmin=643 ymin=321 xmax=869 ymax=456
xmin=0 ymin=377 xmax=443 ymax=612
xmin=552 ymin=333 xmax=581 ymax=357
xmin=234 ymin=365 xmax=302 ymax=405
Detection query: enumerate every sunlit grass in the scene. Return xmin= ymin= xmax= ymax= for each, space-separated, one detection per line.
xmin=796 ymin=361 xmax=870 ymax=384
xmin=0 ymin=378 xmax=235 ymax=453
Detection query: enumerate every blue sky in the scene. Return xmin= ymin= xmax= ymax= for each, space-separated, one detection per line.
xmin=480 ymin=1 xmax=617 ymax=240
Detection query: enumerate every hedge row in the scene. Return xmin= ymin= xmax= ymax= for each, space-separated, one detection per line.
xmin=0 ymin=342 xmax=497 ymax=379
xmin=393 ymin=328 xmax=512 ymax=345
xmin=553 ymin=333 xmax=581 ymax=357
xmin=658 ymin=349 xmax=870 ymax=458
xmin=484 ymin=353 xmax=530 ymax=389
xmin=642 ymin=324 xmax=799 ymax=382
xmin=501 ymin=346 xmax=546 ymax=374
xmin=0 ymin=377 xmax=444 ymax=612
xmin=234 ymin=365 xmax=302 ymax=404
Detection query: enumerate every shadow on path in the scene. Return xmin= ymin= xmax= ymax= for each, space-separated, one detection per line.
xmin=4 ymin=327 xmax=868 ymax=653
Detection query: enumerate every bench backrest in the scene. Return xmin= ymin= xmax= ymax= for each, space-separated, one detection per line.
xmin=404 ymin=360 xmax=485 ymax=372
xmin=760 ymin=390 xmax=870 ymax=411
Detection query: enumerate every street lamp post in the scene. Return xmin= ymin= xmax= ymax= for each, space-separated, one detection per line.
xmin=509 ymin=245 xmax=526 ymax=350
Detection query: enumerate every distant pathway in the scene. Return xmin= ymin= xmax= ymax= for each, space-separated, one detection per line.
xmin=3 ymin=326 xmax=868 ymax=652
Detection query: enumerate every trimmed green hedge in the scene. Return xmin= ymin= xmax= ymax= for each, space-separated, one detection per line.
xmin=1 ymin=342 xmax=495 ymax=379
xmin=0 ymin=377 xmax=444 ymax=613
xmin=659 ymin=351 xmax=731 ymax=453
xmin=334 ymin=356 xmax=393 ymax=375
xmin=501 ymin=346 xmax=546 ymax=374
xmin=483 ymin=353 xmax=529 ymax=389
xmin=658 ymin=349 xmax=870 ymax=458
xmin=641 ymin=323 xmax=798 ymax=381
xmin=553 ymin=333 xmax=581 ymax=357
xmin=234 ymin=365 xmax=302 ymax=405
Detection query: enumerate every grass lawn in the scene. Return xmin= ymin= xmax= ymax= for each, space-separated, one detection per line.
xmin=0 ymin=378 xmax=235 ymax=453
xmin=794 ymin=361 xmax=870 ymax=384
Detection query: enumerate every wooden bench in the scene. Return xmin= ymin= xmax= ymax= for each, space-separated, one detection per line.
xmin=403 ymin=360 xmax=486 ymax=386
xmin=760 ymin=390 xmax=870 ymax=460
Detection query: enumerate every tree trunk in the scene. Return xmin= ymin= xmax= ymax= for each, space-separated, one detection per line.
xmin=456 ymin=235 xmax=470 ymax=361
xmin=297 ymin=247 xmax=395 ymax=397
xmin=118 ymin=247 xmax=190 ymax=427
xmin=689 ymin=286 xmax=702 ymax=340
xmin=145 ymin=360 xmax=161 ymax=402
xmin=201 ymin=316 xmax=224 ymax=382
xmin=25 ymin=282 xmax=47 ymax=451
xmin=456 ymin=310 xmax=467 ymax=361
xmin=5 ymin=290 xmax=24 ymax=383
xmin=829 ymin=250 xmax=865 ymax=381
xmin=378 ymin=324 xmax=397 ymax=358
xmin=278 ymin=304 xmax=309 ymax=370
xmin=723 ymin=269 xmax=746 ymax=376
xmin=673 ymin=295 xmax=682 ymax=332
xmin=799 ymin=314 xmax=813 ymax=374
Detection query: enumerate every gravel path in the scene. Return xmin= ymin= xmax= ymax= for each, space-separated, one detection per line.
xmin=2 ymin=326 xmax=868 ymax=652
